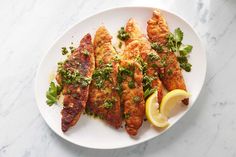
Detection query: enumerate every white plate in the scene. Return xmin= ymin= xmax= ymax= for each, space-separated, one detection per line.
xmin=35 ymin=7 xmax=206 ymax=149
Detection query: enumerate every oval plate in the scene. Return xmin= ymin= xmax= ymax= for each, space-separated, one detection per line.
xmin=35 ymin=7 xmax=206 ymax=149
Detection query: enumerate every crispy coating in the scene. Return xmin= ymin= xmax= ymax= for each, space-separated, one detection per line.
xmin=87 ymin=26 xmax=122 ymax=128
xmin=123 ymin=18 xmax=163 ymax=103
xmin=58 ymin=34 xmax=95 ymax=132
xmin=147 ymin=10 xmax=169 ymax=45
xmin=120 ymin=60 xmax=145 ymax=136
xmin=147 ymin=10 xmax=188 ymax=105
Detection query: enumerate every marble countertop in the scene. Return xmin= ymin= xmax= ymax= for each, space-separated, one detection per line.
xmin=0 ymin=0 xmax=236 ymax=156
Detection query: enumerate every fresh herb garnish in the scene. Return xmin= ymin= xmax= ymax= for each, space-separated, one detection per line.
xmin=61 ymin=47 xmax=69 ymax=55
xmin=92 ymin=63 xmax=113 ymax=88
xmin=46 ymin=82 xmax=62 ymax=106
xmin=69 ymin=46 xmax=76 ymax=53
xmin=148 ymin=53 xmax=160 ymax=61
xmin=177 ymin=56 xmax=192 ymax=72
xmin=82 ymin=49 xmax=90 ymax=56
xmin=103 ymin=99 xmax=114 ymax=109
xmin=166 ymin=28 xmax=193 ymax=72
xmin=123 ymin=113 xmax=130 ymax=119
xmin=144 ymin=88 xmax=156 ymax=99
xmin=57 ymin=63 xmax=91 ymax=86
xmin=179 ymin=45 xmax=192 ymax=56
xmin=135 ymin=56 xmax=147 ymax=73
xmin=118 ymin=41 xmax=122 ymax=48
xmin=128 ymin=81 xmax=135 ymax=89
xmin=167 ymin=69 xmax=173 ymax=76
xmin=117 ymin=27 xmax=130 ymax=41
xmin=119 ymin=67 xmax=134 ymax=77
xmin=151 ymin=42 xmax=163 ymax=53
xmin=116 ymin=84 xmax=123 ymax=96
xmin=114 ymin=54 xmax=121 ymax=62
xmin=143 ymin=75 xmax=155 ymax=90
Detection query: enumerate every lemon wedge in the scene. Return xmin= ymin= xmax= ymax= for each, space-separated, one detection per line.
xmin=146 ymin=91 xmax=169 ymax=128
xmin=160 ymin=89 xmax=190 ymax=117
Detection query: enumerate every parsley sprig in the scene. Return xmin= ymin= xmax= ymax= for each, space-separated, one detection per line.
xmin=46 ymin=82 xmax=62 ymax=106
xmin=167 ymin=28 xmax=193 ymax=72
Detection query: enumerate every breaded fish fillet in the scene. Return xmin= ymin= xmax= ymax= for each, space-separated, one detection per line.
xmin=119 ymin=60 xmax=145 ymax=136
xmin=57 ymin=34 xmax=95 ymax=132
xmin=147 ymin=10 xmax=188 ymax=105
xmin=87 ymin=26 xmax=122 ymax=128
xmin=122 ymin=18 xmax=163 ymax=103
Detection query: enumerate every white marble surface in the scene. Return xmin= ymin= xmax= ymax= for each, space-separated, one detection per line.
xmin=0 ymin=0 xmax=236 ymax=156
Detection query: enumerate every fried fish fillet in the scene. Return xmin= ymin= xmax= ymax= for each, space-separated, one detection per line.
xmin=119 ymin=60 xmax=145 ymax=136
xmin=147 ymin=10 xmax=188 ymax=105
xmin=122 ymin=18 xmax=163 ymax=103
xmin=57 ymin=34 xmax=95 ymax=132
xmin=87 ymin=26 xmax=122 ymax=128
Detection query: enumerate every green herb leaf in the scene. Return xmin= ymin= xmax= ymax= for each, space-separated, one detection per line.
xmin=117 ymin=27 xmax=130 ymax=41
xmin=128 ymin=81 xmax=135 ymax=89
xmin=93 ymin=63 xmax=113 ymax=89
xmin=174 ymin=28 xmax=183 ymax=43
xmin=123 ymin=113 xmax=130 ymax=119
xmin=148 ymin=52 xmax=160 ymax=61
xmin=82 ymin=49 xmax=90 ymax=56
xmin=167 ymin=69 xmax=173 ymax=76
xmin=180 ymin=62 xmax=192 ymax=72
xmin=103 ymin=99 xmax=115 ymax=109
xmin=151 ymin=42 xmax=163 ymax=53
xmin=179 ymin=45 xmax=193 ymax=56
xmin=46 ymin=82 xmax=62 ymax=106
xmin=61 ymin=47 xmax=69 ymax=55
xmin=144 ymin=88 xmax=156 ymax=99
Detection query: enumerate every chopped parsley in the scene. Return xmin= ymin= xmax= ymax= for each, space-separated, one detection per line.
xmin=128 ymin=81 xmax=135 ymax=89
xmin=82 ymin=49 xmax=90 ymax=56
xmin=144 ymin=88 xmax=156 ymax=99
xmin=151 ymin=42 xmax=163 ymax=53
xmin=119 ymin=67 xmax=134 ymax=77
xmin=123 ymin=113 xmax=130 ymax=119
xmin=117 ymin=27 xmax=130 ymax=41
xmin=118 ymin=41 xmax=122 ymax=48
xmin=57 ymin=63 xmax=91 ymax=86
xmin=143 ymin=75 xmax=155 ymax=90
xmin=160 ymin=55 xmax=167 ymax=67
xmin=177 ymin=56 xmax=192 ymax=72
xmin=135 ymin=56 xmax=147 ymax=73
xmin=92 ymin=63 xmax=113 ymax=89
xmin=69 ymin=46 xmax=76 ymax=53
xmin=61 ymin=47 xmax=69 ymax=55
xmin=103 ymin=99 xmax=114 ymax=109
xmin=46 ymin=82 xmax=62 ymax=106
xmin=148 ymin=53 xmax=160 ymax=61
xmin=61 ymin=46 xmax=76 ymax=55
xmin=167 ymin=69 xmax=173 ymax=76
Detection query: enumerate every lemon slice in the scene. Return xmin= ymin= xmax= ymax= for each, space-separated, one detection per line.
xmin=160 ymin=89 xmax=190 ymax=117
xmin=146 ymin=91 xmax=169 ymax=128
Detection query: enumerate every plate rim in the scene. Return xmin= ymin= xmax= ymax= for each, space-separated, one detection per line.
xmin=34 ymin=6 xmax=207 ymax=149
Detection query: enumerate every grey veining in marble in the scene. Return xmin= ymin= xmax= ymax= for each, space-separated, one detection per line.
xmin=0 ymin=0 xmax=236 ymax=156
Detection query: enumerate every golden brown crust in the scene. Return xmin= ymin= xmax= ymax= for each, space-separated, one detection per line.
xmin=123 ymin=18 xmax=163 ymax=103
xmin=93 ymin=26 xmax=112 ymax=48
xmin=147 ymin=10 xmax=188 ymax=105
xmin=120 ymin=60 xmax=145 ymax=136
xmin=60 ymin=34 xmax=95 ymax=132
xmin=147 ymin=10 xmax=169 ymax=45
xmin=87 ymin=26 xmax=122 ymax=128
